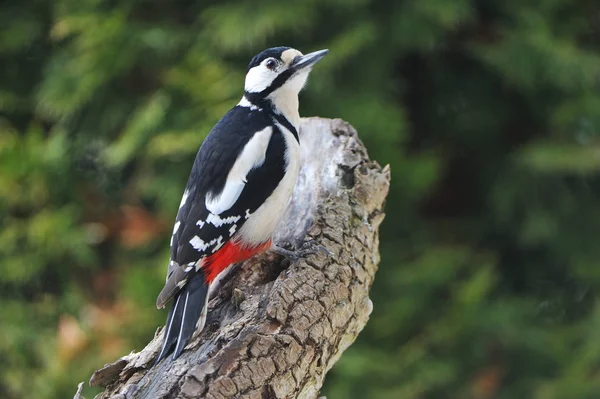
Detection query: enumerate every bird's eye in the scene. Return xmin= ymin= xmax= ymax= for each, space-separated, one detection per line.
xmin=265 ymin=59 xmax=277 ymax=70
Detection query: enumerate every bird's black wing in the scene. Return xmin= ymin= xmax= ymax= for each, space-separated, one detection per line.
xmin=156 ymin=106 xmax=287 ymax=308
xmin=155 ymin=105 xmax=288 ymax=363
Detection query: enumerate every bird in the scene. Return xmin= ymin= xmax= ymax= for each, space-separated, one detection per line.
xmin=154 ymin=46 xmax=328 ymax=363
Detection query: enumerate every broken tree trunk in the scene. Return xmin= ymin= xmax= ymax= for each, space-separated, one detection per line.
xmin=82 ymin=117 xmax=390 ymax=399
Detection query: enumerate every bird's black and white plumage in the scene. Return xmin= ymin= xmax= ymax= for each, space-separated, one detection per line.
xmin=155 ymin=46 xmax=328 ymax=363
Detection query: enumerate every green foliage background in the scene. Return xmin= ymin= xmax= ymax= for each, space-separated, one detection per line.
xmin=1 ymin=0 xmax=600 ymax=398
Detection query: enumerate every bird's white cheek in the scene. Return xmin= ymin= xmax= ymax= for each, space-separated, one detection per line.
xmin=245 ymin=67 xmax=276 ymax=93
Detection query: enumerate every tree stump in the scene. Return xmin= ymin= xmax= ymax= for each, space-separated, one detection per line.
xmin=81 ymin=117 xmax=390 ymax=399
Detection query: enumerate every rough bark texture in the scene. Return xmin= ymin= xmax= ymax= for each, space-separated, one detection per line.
xmin=82 ymin=117 xmax=390 ymax=399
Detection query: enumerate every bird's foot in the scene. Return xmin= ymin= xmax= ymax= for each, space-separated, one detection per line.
xmin=271 ymin=239 xmax=329 ymax=262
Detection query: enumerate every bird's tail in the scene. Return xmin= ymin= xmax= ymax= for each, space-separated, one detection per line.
xmin=155 ymin=272 xmax=209 ymax=364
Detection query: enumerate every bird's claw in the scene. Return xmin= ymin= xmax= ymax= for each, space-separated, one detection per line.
xmin=272 ymin=239 xmax=330 ymax=261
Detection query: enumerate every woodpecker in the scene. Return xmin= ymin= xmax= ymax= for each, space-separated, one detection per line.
xmin=155 ymin=46 xmax=328 ymax=363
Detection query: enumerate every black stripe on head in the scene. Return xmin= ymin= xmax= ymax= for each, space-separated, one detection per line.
xmin=244 ymin=64 xmax=295 ymax=102
xmin=246 ymin=46 xmax=291 ymax=72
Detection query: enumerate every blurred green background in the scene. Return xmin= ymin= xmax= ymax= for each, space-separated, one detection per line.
xmin=2 ymin=0 xmax=600 ymax=398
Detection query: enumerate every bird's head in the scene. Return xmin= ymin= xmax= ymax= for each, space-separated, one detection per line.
xmin=243 ymin=46 xmax=328 ymax=106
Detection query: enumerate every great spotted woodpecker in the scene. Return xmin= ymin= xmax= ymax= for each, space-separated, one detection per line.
xmin=155 ymin=47 xmax=328 ymax=363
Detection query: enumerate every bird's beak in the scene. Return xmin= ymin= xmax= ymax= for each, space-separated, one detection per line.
xmin=292 ymin=49 xmax=329 ymax=71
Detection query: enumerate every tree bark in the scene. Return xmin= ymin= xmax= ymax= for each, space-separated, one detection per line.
xmin=82 ymin=117 xmax=390 ymax=399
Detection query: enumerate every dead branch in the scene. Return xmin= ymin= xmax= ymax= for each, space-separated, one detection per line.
xmin=81 ymin=117 xmax=390 ymax=399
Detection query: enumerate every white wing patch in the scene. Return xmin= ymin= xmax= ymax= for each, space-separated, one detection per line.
xmin=176 ymin=279 xmax=188 ymax=289
xmin=190 ymin=235 xmax=224 ymax=252
xmin=212 ymin=236 xmax=225 ymax=253
xmin=179 ymin=189 xmax=190 ymax=209
xmin=206 ymin=213 xmax=241 ymax=227
xmin=206 ymin=182 xmax=245 ymax=215
xmin=205 ymin=126 xmax=273 ymax=215
xmin=236 ymin=122 xmax=300 ymax=246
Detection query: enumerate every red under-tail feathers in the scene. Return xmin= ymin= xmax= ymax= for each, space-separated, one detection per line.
xmin=155 ymin=239 xmax=272 ymax=364
xmin=202 ymin=238 xmax=272 ymax=283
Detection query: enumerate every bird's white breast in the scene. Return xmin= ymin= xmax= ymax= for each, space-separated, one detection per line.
xmin=236 ymin=123 xmax=300 ymax=246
